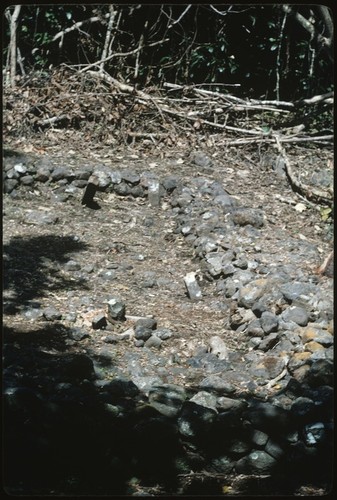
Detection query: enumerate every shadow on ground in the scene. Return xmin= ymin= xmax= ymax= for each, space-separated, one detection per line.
xmin=3 ymin=322 xmax=184 ymax=495
xmin=3 ymin=234 xmax=90 ymax=314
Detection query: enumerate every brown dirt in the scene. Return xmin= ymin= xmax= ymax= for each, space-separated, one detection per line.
xmin=3 ymin=135 xmax=333 ymax=390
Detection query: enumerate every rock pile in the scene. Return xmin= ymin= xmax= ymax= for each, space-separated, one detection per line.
xmin=3 ymin=153 xmax=333 ymax=495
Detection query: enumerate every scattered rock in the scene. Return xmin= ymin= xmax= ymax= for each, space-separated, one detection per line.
xmin=42 ymin=306 xmax=62 ymax=321
xmin=184 ymin=272 xmax=202 ymax=301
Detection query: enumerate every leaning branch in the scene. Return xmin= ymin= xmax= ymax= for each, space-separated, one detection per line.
xmin=273 ymin=134 xmax=333 ymax=206
xmin=52 ymin=13 xmax=110 ymax=44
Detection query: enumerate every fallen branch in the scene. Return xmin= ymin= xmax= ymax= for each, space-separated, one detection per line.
xmin=273 ymin=134 xmax=333 ymax=206
xmin=212 ymin=134 xmax=333 ymax=146
xmin=300 ymin=91 xmax=334 ymax=105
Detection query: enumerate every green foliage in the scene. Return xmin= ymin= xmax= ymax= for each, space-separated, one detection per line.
xmin=3 ymin=4 xmax=333 ymax=100
xmin=320 ymin=206 xmax=333 ymax=222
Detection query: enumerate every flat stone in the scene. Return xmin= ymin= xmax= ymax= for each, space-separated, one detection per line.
xmin=300 ymin=326 xmax=333 ymax=346
xmin=236 ymin=450 xmax=277 ymax=474
xmin=144 ymin=335 xmax=162 ymax=349
xmin=25 ymin=211 xmax=58 ymax=225
xmin=238 ymin=279 xmax=269 ymax=308
xmin=148 ymin=383 xmax=186 ymax=417
xmin=281 ymin=306 xmax=309 ymax=326
xmin=231 ymin=208 xmax=264 ymax=228
xmin=121 ymin=169 xmax=140 ymax=184
xmin=51 ymin=167 xmax=70 ymax=181
xmin=42 ymin=306 xmax=62 ymax=321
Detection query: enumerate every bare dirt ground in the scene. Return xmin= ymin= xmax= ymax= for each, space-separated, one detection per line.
xmin=3 ymin=136 xmax=333 ymax=384
xmin=3 ymin=132 xmax=334 ymax=495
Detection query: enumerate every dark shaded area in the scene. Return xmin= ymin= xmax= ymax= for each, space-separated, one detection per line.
xmin=3 ymin=234 xmax=90 ymax=314
xmin=3 ymin=323 xmax=183 ymax=495
xmin=3 ymin=316 xmax=333 ymax=495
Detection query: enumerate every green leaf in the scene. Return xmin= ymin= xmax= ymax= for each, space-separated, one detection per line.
xmin=320 ymin=207 xmax=332 ymax=221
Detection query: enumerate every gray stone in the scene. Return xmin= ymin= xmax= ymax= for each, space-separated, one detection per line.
xmin=303 ymin=422 xmax=326 ymax=446
xmin=121 ymin=169 xmax=140 ymax=184
xmin=238 ymin=279 xmax=269 ymax=308
xmin=4 ymin=178 xmax=19 ymax=193
xmin=184 ymin=272 xmax=202 ymax=301
xmin=178 ymin=401 xmax=217 ymax=438
xmin=246 ymin=319 xmax=264 ymax=337
xmin=20 ymin=175 xmax=34 ymax=185
xmin=25 ymin=211 xmax=58 ymax=225
xmin=250 ymin=355 xmax=286 ymax=382
xmin=189 ymin=391 xmax=218 ymax=411
xmin=6 ymin=168 xmax=20 ymax=179
xmin=92 ymin=314 xmax=107 ymax=330
xmin=23 ymin=308 xmax=43 ymax=321
xmin=213 ymin=194 xmax=233 ymax=211
xmin=209 ymin=336 xmax=228 ymax=360
xmin=148 ymin=179 xmax=161 ymax=206
xmin=144 ymin=335 xmax=162 ymax=349
xmin=43 ymin=306 xmax=62 ymax=321
xmin=264 ymin=439 xmax=285 ymax=459
xmin=14 ymin=164 xmax=27 ymax=175
xmin=258 ymin=332 xmax=280 ymax=351
xmin=107 ymin=297 xmax=126 ymax=322
xmin=235 ymin=450 xmax=277 ymax=474
xmin=281 ymin=306 xmax=309 ymax=326
xmin=51 ymin=167 xmax=70 ymax=181
xmin=244 ymin=401 xmax=290 ymax=432
xmin=148 ymin=383 xmax=186 ymax=417
xmin=251 ymin=429 xmax=269 ymax=446
xmin=162 ymin=175 xmax=179 ymax=192
xmin=76 ymin=167 xmax=93 ymax=180
xmin=135 ymin=318 xmax=157 ymax=340
xmin=98 ymin=377 xmax=139 ymax=397
xmin=109 ymin=170 xmax=122 ymax=184
xmin=231 ymin=208 xmax=264 ymax=228
xmin=280 ymin=281 xmax=316 ymax=303
xmin=216 ymin=397 xmax=247 ymax=412
xmin=199 ymin=375 xmax=235 ymax=395
xmin=191 ymin=151 xmax=213 ymax=168
xmin=69 ymin=328 xmax=89 ymax=341
xmin=90 ymin=171 xmax=111 ymax=189
xmin=131 ymin=375 xmax=163 ymax=395
xmin=305 ymin=359 xmax=333 ymax=387
xmin=134 ymin=339 xmax=144 ymax=347
xmin=291 ymin=397 xmax=315 ymax=417
xmin=209 ymin=456 xmax=234 ymax=473
xmin=64 ymin=260 xmax=81 ymax=271
xmin=100 ymin=270 xmax=116 ymax=281
xmin=153 ymin=328 xmax=173 ymax=340
xmin=260 ymin=311 xmax=279 ymax=334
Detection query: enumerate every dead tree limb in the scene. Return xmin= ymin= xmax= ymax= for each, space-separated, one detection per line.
xmin=52 ymin=13 xmax=111 ymax=46
xmin=273 ymin=134 xmax=333 ymax=206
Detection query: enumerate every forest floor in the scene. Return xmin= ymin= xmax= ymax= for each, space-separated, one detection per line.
xmin=3 ymin=134 xmax=333 ymax=358
xmin=3 ymin=131 xmax=334 ymax=496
